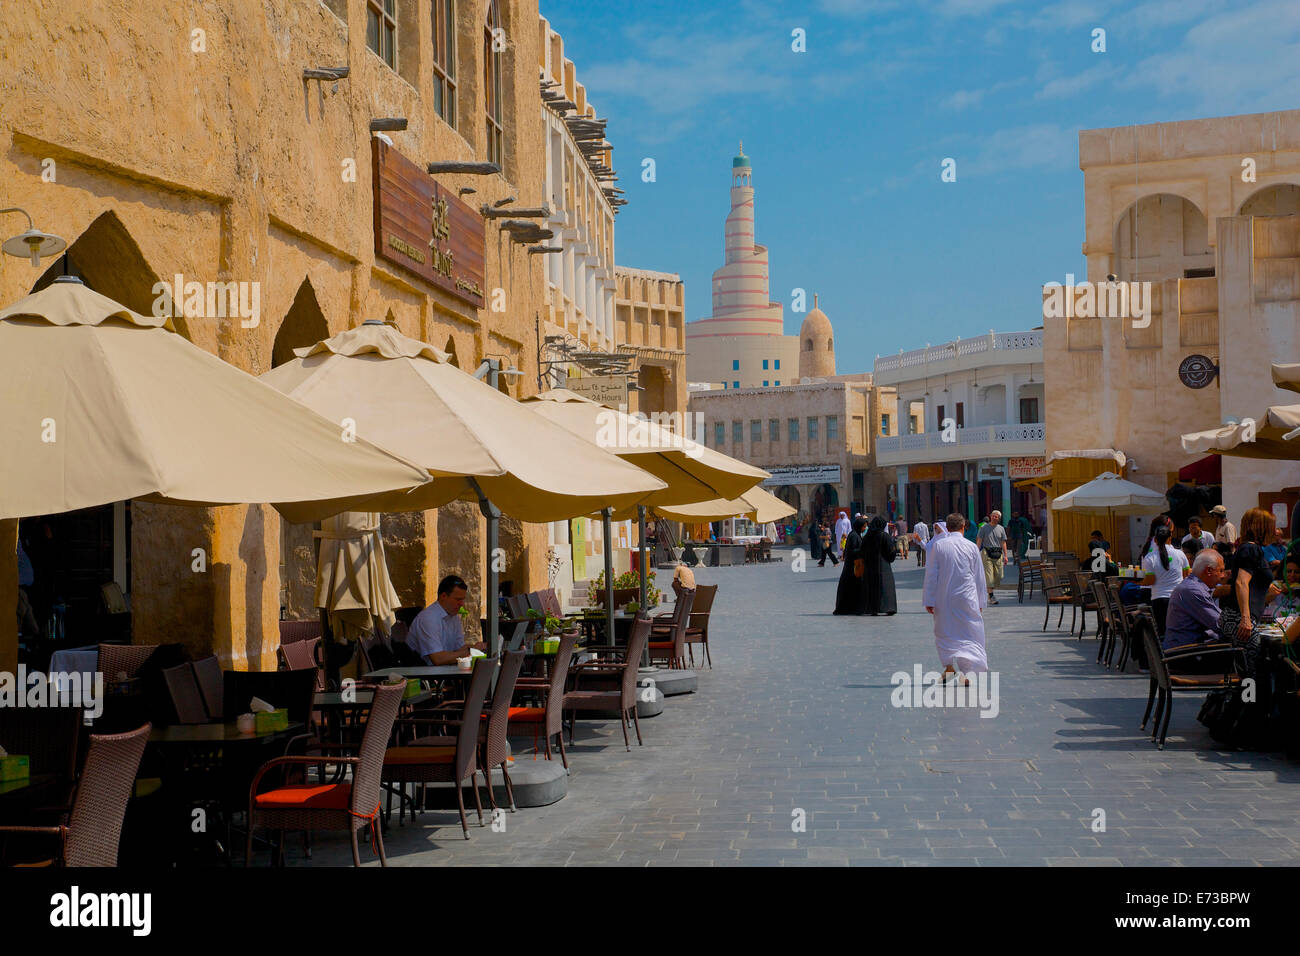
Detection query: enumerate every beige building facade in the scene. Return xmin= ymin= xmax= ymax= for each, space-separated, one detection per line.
xmin=874 ymin=330 xmax=1046 ymax=528
xmin=1045 ymin=108 xmax=1300 ymax=557
xmin=0 ymin=0 xmax=563 ymax=672
xmin=688 ymin=379 xmax=893 ymax=538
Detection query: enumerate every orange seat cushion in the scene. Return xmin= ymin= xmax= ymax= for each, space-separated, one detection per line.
xmin=254 ymin=782 xmax=352 ymax=810
xmin=508 ymin=706 xmax=545 ymax=721
xmin=384 ymin=745 xmax=455 ymax=765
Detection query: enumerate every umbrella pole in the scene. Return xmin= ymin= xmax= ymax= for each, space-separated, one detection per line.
xmin=603 ymin=507 xmax=615 ymax=648
xmin=638 ymin=505 xmax=648 ymax=610
xmin=475 ymin=486 xmax=501 ymax=658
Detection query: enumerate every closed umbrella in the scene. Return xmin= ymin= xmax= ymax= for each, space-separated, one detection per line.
xmin=261 ymin=322 xmax=666 ymax=652
xmin=0 ymin=277 xmax=431 ymax=523
xmin=313 ymin=511 xmax=400 ymax=642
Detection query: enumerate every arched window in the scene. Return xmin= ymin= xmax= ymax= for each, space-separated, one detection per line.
xmin=827 ymin=337 xmax=833 ymax=350
xmin=804 ymin=339 xmax=813 ymax=351
xmin=483 ymin=0 xmax=503 ymax=166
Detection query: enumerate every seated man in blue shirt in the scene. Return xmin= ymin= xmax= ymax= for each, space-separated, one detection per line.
xmin=1162 ymin=549 xmax=1228 ymax=665
xmin=407 ymin=575 xmax=485 ymax=665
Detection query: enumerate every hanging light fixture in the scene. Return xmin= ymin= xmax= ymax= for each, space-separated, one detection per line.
xmin=0 ymin=208 xmax=66 ymax=267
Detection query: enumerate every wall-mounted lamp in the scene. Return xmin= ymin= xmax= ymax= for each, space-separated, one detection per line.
xmin=0 ymin=208 xmax=66 ymax=267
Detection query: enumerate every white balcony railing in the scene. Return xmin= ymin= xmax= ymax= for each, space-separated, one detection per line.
xmin=874 ymin=329 xmax=1042 ymax=374
xmin=876 ymin=423 xmax=1046 ymax=457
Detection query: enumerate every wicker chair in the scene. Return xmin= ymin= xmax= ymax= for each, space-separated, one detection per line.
xmin=1139 ymin=618 xmax=1241 ymax=750
xmin=278 ymin=619 xmax=322 ymax=645
xmin=193 ymin=655 xmax=224 ymax=720
xmin=564 ymin=616 xmax=652 ymax=752
xmin=1068 ymin=570 xmax=1101 ymax=639
xmin=279 ymin=637 xmax=325 ymax=693
xmin=683 ymin=584 xmax=717 ymax=668
xmin=1039 ymin=568 xmax=1074 ymax=631
xmin=1017 ymin=558 xmax=1043 ymax=604
xmin=648 ymin=587 xmax=695 ymax=669
xmin=479 ymin=650 xmax=526 ymax=813
xmin=0 ymin=706 xmax=83 ymax=821
xmin=1090 ymin=580 xmax=1116 ymax=666
xmin=97 ymin=643 xmax=158 ymax=682
xmin=163 ymin=663 xmax=210 ymax=724
xmin=507 ymin=631 xmax=578 ymax=770
xmin=0 ymin=723 xmax=151 ymax=867
xmin=383 ymin=659 xmax=498 ymax=839
xmin=540 ymin=588 xmax=563 ymax=618
xmin=246 ymin=680 xmax=404 ymax=866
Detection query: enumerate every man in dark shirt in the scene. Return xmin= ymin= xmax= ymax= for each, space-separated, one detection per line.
xmin=1163 ymin=549 xmax=1227 ymax=652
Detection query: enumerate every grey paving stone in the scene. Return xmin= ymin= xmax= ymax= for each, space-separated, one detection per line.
xmin=288 ymin=556 xmax=1300 ymax=867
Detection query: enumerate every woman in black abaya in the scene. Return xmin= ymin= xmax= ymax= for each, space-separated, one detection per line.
xmin=864 ymin=515 xmax=899 ymax=615
xmin=834 ymin=515 xmax=870 ymax=615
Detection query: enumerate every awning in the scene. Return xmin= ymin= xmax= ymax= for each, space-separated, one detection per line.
xmin=1047 ymin=448 xmax=1128 ymax=468
xmin=1177 ymin=455 xmax=1222 ymax=484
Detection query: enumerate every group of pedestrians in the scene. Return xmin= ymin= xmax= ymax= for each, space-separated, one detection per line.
xmin=828 ymin=509 xmax=994 ymax=681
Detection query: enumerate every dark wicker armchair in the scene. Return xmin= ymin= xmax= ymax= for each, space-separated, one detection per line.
xmin=649 ymin=587 xmax=695 ymax=669
xmin=508 ymin=631 xmax=578 ymax=769
xmin=684 ymin=584 xmax=717 ymax=668
xmin=1140 ymin=618 xmax=1241 ymax=750
xmin=246 ymin=680 xmax=404 ymax=866
xmin=383 ymin=658 xmax=498 ymax=839
xmin=0 ymin=723 xmax=150 ymax=867
xmin=564 ymin=616 xmax=652 ymax=751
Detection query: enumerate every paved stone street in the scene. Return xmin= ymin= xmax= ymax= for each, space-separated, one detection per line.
xmin=299 ymin=551 xmax=1300 ymax=866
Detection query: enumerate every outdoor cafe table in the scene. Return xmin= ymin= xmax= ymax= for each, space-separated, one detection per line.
xmin=148 ymin=720 xmax=305 ymax=865
xmin=363 ymin=665 xmax=468 ymax=680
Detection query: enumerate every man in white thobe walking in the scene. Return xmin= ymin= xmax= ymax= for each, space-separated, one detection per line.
xmin=833 ymin=510 xmax=851 ymax=560
xmin=923 ymin=512 xmax=989 ymax=678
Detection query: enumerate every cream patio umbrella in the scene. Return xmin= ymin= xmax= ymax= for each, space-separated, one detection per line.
xmin=260 ymin=322 xmax=667 ymax=653
xmin=521 ymin=387 xmax=770 ymax=611
xmin=1051 ymin=471 xmax=1167 ymax=564
xmin=313 ymin=511 xmax=401 ymax=642
xmin=0 ymin=277 xmax=432 ymax=524
xmin=653 ymin=486 xmax=796 ymax=524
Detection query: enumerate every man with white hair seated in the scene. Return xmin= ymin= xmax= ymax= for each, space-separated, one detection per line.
xmin=1161 ymin=549 xmax=1231 ymax=673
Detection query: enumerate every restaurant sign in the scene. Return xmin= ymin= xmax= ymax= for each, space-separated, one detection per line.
xmin=909 ymin=463 xmax=943 ymax=483
xmin=371 ymin=138 xmax=485 ymax=308
xmin=566 ymin=374 xmax=627 ymax=408
xmin=1008 ymin=456 xmax=1048 ymax=480
xmin=762 ymin=464 xmax=841 ymax=487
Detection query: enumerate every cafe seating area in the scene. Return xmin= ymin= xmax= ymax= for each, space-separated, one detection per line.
xmin=0 ymin=581 xmax=721 ymax=868
xmin=1033 ymin=553 xmax=1294 ymax=753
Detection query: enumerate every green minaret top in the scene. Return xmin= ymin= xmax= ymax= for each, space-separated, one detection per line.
xmin=732 ymin=140 xmax=750 ymax=168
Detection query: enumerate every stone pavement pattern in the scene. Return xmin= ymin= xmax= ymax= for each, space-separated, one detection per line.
xmin=295 ymin=552 xmax=1300 ymax=866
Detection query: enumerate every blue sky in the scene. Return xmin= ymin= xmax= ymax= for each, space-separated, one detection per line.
xmin=540 ymin=0 xmax=1300 ymax=367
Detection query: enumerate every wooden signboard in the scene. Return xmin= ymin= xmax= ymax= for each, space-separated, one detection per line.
xmin=372 ymin=138 xmax=486 ymax=308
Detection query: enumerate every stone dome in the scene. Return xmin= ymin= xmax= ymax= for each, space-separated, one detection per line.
xmin=798 ymin=294 xmax=836 ymax=379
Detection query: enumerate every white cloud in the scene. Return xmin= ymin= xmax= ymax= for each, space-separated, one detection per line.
xmin=941 ymin=88 xmax=986 ymax=110
xmin=965 ymin=123 xmax=1078 ymax=177
xmin=1033 ymin=62 xmax=1116 ymax=99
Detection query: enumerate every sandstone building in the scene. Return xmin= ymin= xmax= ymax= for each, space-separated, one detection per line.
xmin=1043 ymin=108 xmax=1300 ymax=558
xmin=0 ymin=0 xmax=585 ymax=671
